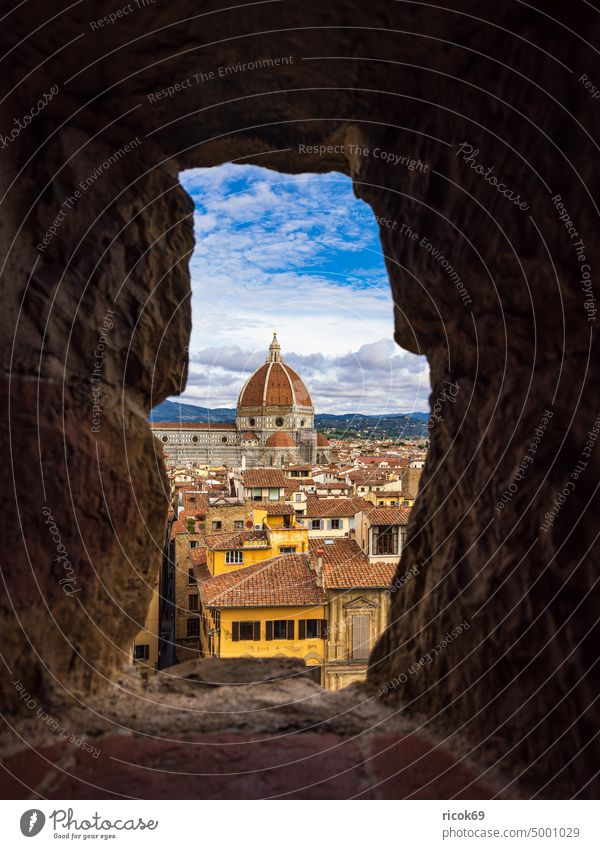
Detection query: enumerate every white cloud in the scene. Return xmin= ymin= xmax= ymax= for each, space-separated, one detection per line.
xmin=173 ymin=164 xmax=430 ymax=413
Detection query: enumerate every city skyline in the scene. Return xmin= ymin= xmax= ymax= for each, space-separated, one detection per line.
xmin=173 ymin=164 xmax=430 ymax=415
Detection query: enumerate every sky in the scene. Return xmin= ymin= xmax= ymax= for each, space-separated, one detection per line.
xmin=174 ymin=164 xmax=430 ymax=414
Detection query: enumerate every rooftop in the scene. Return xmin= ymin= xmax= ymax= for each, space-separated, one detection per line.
xmin=198 ymin=553 xmax=326 ymax=608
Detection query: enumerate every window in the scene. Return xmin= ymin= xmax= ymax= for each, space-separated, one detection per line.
xmin=351 ymin=614 xmax=370 ymax=659
xmin=234 ymin=520 xmax=244 ymax=530
xmin=225 ymin=550 xmax=244 ymax=564
xmin=252 ymin=487 xmax=262 ymax=501
xmin=249 ymin=418 xmax=256 ymax=427
xmin=266 ymin=620 xmax=294 ymax=640
xmin=187 ymin=618 xmax=200 ymax=637
xmin=232 ymin=621 xmax=260 ymax=641
xmin=191 ymin=435 xmax=199 ymax=443
xmin=188 ymin=568 xmax=196 ymax=585
xmin=212 ymin=520 xmax=222 ymax=530
xmin=295 ymin=493 xmax=302 ymax=502
xmin=311 ymin=518 xmax=322 ymax=530
xmin=330 ymin=518 xmax=341 ymax=530
xmin=268 ymin=487 xmax=279 ymax=501
xmin=300 ymin=419 xmax=305 ymax=426
xmin=189 ymin=540 xmax=199 ymax=549
xmin=372 ymin=524 xmax=399 ymax=556
xmin=279 ymin=546 xmax=296 ymax=554
xmin=275 ymin=417 xmax=284 ymax=427
xmin=134 ymin=644 xmax=149 ymax=660
xmin=188 ymin=594 xmax=199 ymax=611
xmin=221 ymin=436 xmax=228 ymax=443
xmin=161 ymin=435 xmax=168 ymax=442
xmin=299 ymin=619 xmax=327 ymax=639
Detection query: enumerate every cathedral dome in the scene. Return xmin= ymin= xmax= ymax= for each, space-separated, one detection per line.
xmin=237 ymin=333 xmax=313 ymax=412
xmin=316 ymin=432 xmax=330 ymax=446
xmin=265 ymin=431 xmax=296 ymax=448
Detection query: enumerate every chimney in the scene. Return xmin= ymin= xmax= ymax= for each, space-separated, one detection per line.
xmin=313 ymin=547 xmax=325 ymax=588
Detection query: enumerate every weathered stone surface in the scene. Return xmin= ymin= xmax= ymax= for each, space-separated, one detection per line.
xmin=155 ymin=656 xmax=317 ymax=686
xmin=0 ymin=0 xmax=599 ymax=797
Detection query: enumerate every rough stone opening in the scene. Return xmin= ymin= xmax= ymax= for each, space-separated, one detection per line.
xmin=2 ymin=0 xmax=599 ymax=799
xmin=145 ymin=162 xmax=428 ymax=686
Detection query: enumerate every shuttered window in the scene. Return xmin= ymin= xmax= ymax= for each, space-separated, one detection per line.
xmin=351 ymin=614 xmax=370 ymax=659
xmin=372 ymin=525 xmax=399 ymax=555
xmin=299 ymin=619 xmax=328 ymax=639
xmin=232 ymin=621 xmax=260 ymax=641
xmin=266 ymin=620 xmax=294 ymax=640
xmin=187 ymin=618 xmax=200 ymax=637
xmin=188 ymin=594 xmax=199 ymax=611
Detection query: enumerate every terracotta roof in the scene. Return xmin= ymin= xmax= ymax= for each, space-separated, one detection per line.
xmin=241 ymin=431 xmax=259 ymax=440
xmin=305 ymin=496 xmax=372 ymax=518
xmin=182 ymin=492 xmax=209 ymax=513
xmin=205 ymin=530 xmax=270 ymax=550
xmin=151 ymin=422 xmax=237 ymax=430
xmin=309 ymin=537 xmax=397 ymax=589
xmin=316 ymin=432 xmax=330 ymax=446
xmin=365 ymin=506 xmax=412 ymax=525
xmin=252 ymin=502 xmax=296 ymax=515
xmin=242 ymin=468 xmax=287 ymax=488
xmin=238 ymin=360 xmax=313 ymax=409
xmin=265 ymin=431 xmax=296 ymax=448
xmin=198 ymin=554 xmax=325 ymax=608
xmin=347 ymin=469 xmax=387 ymax=481
xmin=189 ymin=547 xmax=208 ymax=566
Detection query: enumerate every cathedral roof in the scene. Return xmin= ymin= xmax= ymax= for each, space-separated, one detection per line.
xmin=265 ymin=431 xmax=296 ymax=448
xmin=316 ymin=432 xmax=330 ymax=446
xmin=237 ymin=333 xmax=313 ymax=410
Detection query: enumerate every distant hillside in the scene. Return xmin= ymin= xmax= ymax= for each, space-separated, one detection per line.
xmin=150 ymin=400 xmax=430 ymax=439
xmin=315 ymin=412 xmax=429 ymax=439
xmin=149 ymin=399 xmax=236 ymax=423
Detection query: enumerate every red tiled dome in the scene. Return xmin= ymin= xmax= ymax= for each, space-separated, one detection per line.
xmin=265 ymin=431 xmax=296 ymax=448
xmin=316 ymin=432 xmax=330 ymax=446
xmin=237 ymin=334 xmax=313 ymax=411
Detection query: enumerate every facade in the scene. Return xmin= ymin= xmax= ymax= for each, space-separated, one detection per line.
xmin=151 ymin=334 xmax=331 ymax=468
xmin=198 ymin=553 xmax=327 ymax=669
xmin=354 ymin=506 xmax=412 ymax=564
xmin=302 ymin=496 xmax=372 ymax=537
xmin=132 ymin=568 xmax=160 ymax=677
xmin=307 ymin=538 xmax=396 ymax=690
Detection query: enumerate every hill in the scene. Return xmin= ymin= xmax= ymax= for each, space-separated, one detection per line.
xmin=150 ymin=400 xmax=430 ymax=439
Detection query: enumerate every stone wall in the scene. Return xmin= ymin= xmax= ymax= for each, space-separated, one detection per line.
xmin=1 ymin=0 xmax=599 ymax=797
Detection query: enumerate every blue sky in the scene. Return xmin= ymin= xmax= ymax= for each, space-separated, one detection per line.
xmin=175 ymin=164 xmax=429 ymax=414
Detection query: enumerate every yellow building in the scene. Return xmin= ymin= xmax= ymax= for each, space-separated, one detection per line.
xmin=205 ymin=504 xmax=309 ymax=575
xmin=132 ymin=568 xmax=160 ymax=678
xmin=198 ymin=552 xmax=326 ymax=668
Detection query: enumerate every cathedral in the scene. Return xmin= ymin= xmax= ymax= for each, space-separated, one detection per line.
xmin=151 ymin=334 xmax=331 ymax=467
